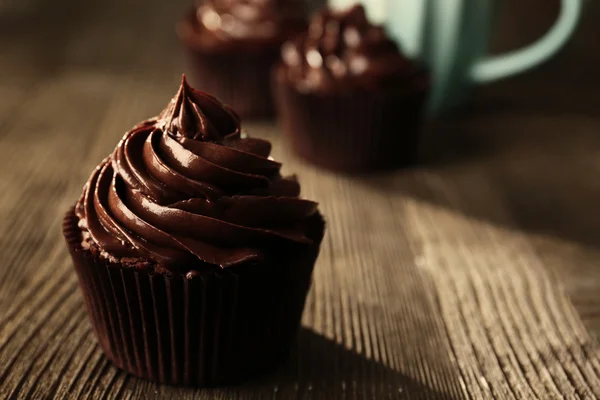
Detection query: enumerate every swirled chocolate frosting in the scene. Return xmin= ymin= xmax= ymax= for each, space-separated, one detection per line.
xmin=75 ymin=76 xmax=320 ymax=270
xmin=179 ymin=0 xmax=309 ymax=51
xmin=279 ymin=5 xmax=423 ymax=92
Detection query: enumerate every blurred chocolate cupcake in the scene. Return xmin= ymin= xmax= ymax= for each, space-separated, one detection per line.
xmin=63 ymin=76 xmax=325 ymax=386
xmin=178 ymin=0 xmax=312 ymax=118
xmin=273 ymin=5 xmax=429 ymax=172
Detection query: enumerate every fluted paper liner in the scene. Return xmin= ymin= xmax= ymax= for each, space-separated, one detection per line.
xmin=63 ymin=209 xmax=323 ymax=386
xmin=273 ymin=68 xmax=428 ymax=172
xmin=184 ymin=50 xmax=280 ymax=119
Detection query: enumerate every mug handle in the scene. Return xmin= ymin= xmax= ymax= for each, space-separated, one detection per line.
xmin=470 ymin=0 xmax=582 ymax=83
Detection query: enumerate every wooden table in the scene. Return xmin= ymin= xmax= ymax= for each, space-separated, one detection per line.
xmin=1 ymin=0 xmax=599 ymax=398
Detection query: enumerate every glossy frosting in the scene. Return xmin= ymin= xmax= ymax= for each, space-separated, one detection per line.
xmin=279 ymin=5 xmax=423 ymax=92
xmin=179 ymin=0 xmax=308 ymax=51
xmin=76 ymin=76 xmax=320 ymax=270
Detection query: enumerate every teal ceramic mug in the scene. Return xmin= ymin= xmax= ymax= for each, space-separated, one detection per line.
xmin=329 ymin=0 xmax=583 ymax=115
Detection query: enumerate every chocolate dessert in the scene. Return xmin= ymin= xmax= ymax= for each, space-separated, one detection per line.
xmin=273 ymin=5 xmax=429 ymax=172
xmin=63 ymin=76 xmax=325 ymax=386
xmin=178 ymin=0 xmax=312 ymax=118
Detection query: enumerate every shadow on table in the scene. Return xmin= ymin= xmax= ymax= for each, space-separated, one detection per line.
xmin=245 ymin=328 xmax=454 ymax=399
xmin=354 ymin=112 xmax=600 ymax=342
xmin=139 ymin=328 xmax=457 ymax=399
xmin=358 ymin=105 xmax=600 ymax=253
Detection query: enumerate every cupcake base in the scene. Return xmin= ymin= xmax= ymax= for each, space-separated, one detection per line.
xmin=273 ymin=68 xmax=428 ymax=173
xmin=184 ymin=50 xmax=280 ymax=119
xmin=63 ymin=209 xmax=324 ymax=386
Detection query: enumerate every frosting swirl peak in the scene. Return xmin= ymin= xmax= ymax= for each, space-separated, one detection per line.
xmin=76 ymin=76 xmax=320 ymax=271
xmin=157 ymin=79 xmax=239 ymax=141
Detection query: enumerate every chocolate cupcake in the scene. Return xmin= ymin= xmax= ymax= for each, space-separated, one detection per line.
xmin=63 ymin=76 xmax=325 ymax=386
xmin=273 ymin=5 xmax=429 ymax=172
xmin=177 ymin=0 xmax=313 ymax=118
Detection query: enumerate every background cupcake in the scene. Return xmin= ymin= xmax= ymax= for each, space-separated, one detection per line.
xmin=178 ymin=0 xmax=316 ymax=118
xmin=63 ymin=77 xmax=325 ymax=386
xmin=273 ymin=5 xmax=430 ymax=172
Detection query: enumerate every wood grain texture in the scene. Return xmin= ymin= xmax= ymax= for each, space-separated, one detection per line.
xmin=1 ymin=0 xmax=600 ymax=398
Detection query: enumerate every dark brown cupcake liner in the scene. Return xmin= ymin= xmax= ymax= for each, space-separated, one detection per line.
xmin=183 ymin=49 xmax=280 ymax=119
xmin=273 ymin=68 xmax=429 ymax=172
xmin=63 ymin=209 xmax=323 ymax=386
